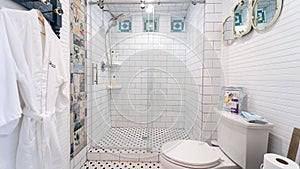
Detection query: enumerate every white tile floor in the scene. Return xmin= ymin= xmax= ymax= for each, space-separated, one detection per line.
xmin=81 ymin=161 xmax=162 ymax=169
xmin=96 ymin=127 xmax=189 ymax=152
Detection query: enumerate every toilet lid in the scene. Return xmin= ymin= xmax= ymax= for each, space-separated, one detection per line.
xmin=161 ymin=140 xmax=221 ymax=168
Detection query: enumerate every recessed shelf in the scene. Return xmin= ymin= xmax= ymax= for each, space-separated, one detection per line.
xmin=111 ymin=61 xmax=122 ymax=66
xmin=106 ymin=85 xmax=122 ymax=90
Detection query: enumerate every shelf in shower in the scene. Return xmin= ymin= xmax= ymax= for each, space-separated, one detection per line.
xmin=106 ymin=85 xmax=122 ymax=90
xmin=110 ymin=61 xmax=122 ymax=67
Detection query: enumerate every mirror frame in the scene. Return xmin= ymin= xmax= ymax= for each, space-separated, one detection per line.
xmin=232 ymin=0 xmax=254 ymax=38
xmin=252 ymin=0 xmax=283 ymax=30
xmin=222 ymin=16 xmax=236 ymax=46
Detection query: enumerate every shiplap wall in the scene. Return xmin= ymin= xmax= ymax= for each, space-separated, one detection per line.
xmin=222 ymin=0 xmax=300 ymax=163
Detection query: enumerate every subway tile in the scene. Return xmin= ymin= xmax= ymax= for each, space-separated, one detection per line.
xmin=214 ymin=4 xmax=223 ymax=13
xmin=205 ymin=32 xmax=222 ymax=41
xmin=205 ymin=4 xmax=215 ymax=13
xmin=205 ymin=14 xmax=223 ymax=23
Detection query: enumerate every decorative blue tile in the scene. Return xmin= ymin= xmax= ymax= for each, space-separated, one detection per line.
xmin=171 ymin=18 xmax=185 ymax=32
xmin=144 ymin=18 xmax=158 ymax=32
xmin=234 ymin=13 xmax=242 ymax=26
xmin=257 ymin=9 xmax=266 ymax=23
xmin=70 ymin=0 xmax=87 ymax=158
xmin=119 ymin=19 xmax=131 ymax=32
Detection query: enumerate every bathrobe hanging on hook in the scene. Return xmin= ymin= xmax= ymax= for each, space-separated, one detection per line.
xmin=0 ymin=8 xmax=68 ymax=169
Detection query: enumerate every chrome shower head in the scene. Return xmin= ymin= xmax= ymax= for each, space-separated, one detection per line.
xmin=114 ymin=13 xmax=126 ymax=22
xmin=103 ymin=10 xmax=126 ymax=22
xmin=105 ymin=12 xmax=126 ymax=34
xmin=109 ymin=13 xmax=126 ymax=24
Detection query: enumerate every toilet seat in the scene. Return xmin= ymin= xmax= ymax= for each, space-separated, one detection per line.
xmin=161 ymin=140 xmax=222 ymax=168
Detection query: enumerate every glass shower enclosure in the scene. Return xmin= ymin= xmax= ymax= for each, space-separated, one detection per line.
xmin=89 ymin=3 xmax=205 ymax=155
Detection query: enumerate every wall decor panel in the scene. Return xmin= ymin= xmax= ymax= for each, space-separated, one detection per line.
xmin=70 ymin=0 xmax=87 ymax=158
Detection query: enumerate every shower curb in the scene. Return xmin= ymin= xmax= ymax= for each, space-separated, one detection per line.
xmin=87 ymin=148 xmax=160 ymax=162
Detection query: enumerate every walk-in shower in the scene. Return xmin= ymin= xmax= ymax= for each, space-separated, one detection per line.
xmin=89 ymin=0 xmax=206 ymax=160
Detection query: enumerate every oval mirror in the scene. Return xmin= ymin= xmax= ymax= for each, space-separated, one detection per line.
xmin=222 ymin=16 xmax=236 ymax=46
xmin=252 ymin=0 xmax=283 ymax=30
xmin=233 ymin=0 xmax=253 ymax=38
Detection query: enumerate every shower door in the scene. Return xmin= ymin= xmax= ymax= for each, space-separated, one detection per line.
xmin=92 ymin=3 xmax=205 ymax=153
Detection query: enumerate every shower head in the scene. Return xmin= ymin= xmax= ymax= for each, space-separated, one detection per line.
xmin=108 ymin=14 xmax=126 ymax=27
xmin=105 ymin=12 xmax=126 ymax=34
xmin=103 ymin=10 xmax=126 ymax=22
xmin=109 ymin=13 xmax=126 ymax=25
xmin=114 ymin=13 xmax=126 ymax=22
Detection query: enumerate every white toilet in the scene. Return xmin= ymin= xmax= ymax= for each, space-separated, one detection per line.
xmin=160 ymin=109 xmax=273 ymax=169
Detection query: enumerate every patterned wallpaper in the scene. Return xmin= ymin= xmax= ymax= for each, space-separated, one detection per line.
xmin=69 ymin=0 xmax=87 ymax=158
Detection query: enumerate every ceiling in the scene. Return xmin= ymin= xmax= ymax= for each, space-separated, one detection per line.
xmin=103 ymin=0 xmax=193 ymax=18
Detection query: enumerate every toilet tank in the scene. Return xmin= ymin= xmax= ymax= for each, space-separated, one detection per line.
xmin=215 ymin=109 xmax=273 ymax=169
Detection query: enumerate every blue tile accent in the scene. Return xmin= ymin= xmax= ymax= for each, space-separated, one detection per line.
xmin=171 ymin=19 xmax=185 ymax=32
xmin=144 ymin=19 xmax=158 ymax=32
xmin=234 ymin=13 xmax=242 ymax=26
xmin=119 ymin=19 xmax=132 ymax=32
xmin=257 ymin=9 xmax=266 ymax=23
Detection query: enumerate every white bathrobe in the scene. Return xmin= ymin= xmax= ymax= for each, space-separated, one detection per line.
xmin=0 ymin=11 xmax=38 ymax=169
xmin=0 ymin=8 xmax=68 ymax=169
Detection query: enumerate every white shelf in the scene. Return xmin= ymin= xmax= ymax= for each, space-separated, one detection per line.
xmin=111 ymin=61 xmax=122 ymax=66
xmin=106 ymin=85 xmax=122 ymax=90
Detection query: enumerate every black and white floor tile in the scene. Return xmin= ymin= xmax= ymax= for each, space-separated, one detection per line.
xmin=81 ymin=161 xmax=162 ymax=169
xmin=96 ymin=127 xmax=189 ymax=152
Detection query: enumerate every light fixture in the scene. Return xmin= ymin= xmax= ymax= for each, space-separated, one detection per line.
xmin=146 ymin=4 xmax=154 ymax=13
xmin=140 ymin=0 xmax=145 ymax=9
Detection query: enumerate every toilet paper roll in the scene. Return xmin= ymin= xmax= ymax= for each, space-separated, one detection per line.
xmin=263 ymin=153 xmax=299 ymax=169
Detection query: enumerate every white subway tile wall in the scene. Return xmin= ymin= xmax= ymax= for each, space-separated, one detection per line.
xmin=202 ymin=0 xmax=223 ymax=141
xmin=87 ymin=0 xmax=111 ymax=152
xmin=222 ymin=0 xmax=300 ymax=163
xmin=185 ymin=4 xmax=205 ymax=140
xmin=106 ymin=12 xmax=206 ymax=133
xmin=111 ymin=33 xmax=186 ymax=128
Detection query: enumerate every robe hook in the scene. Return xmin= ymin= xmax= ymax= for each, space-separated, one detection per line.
xmin=37 ymin=0 xmax=50 ymax=5
xmin=42 ymin=7 xmax=64 ymax=15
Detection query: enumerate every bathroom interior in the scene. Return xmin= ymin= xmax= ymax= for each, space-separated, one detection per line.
xmin=0 ymin=0 xmax=299 ymax=169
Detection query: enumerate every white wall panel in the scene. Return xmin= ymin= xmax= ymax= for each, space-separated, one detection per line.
xmin=222 ymin=0 xmax=300 ymax=163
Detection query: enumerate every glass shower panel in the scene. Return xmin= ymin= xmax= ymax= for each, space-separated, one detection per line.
xmin=89 ymin=3 xmax=205 ymax=154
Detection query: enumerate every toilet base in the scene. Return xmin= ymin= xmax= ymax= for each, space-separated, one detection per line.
xmin=159 ymin=147 xmax=241 ymax=169
xmin=160 ymin=155 xmax=196 ymax=169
